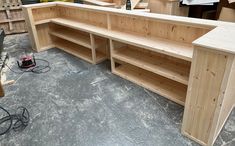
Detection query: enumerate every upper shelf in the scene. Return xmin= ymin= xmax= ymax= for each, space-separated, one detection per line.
xmin=113 ymin=47 xmax=190 ymax=85
xmin=110 ymin=31 xmax=193 ymax=61
xmin=50 ymin=29 xmax=92 ymax=49
xmin=34 ymin=19 xmax=51 ymax=25
xmin=51 ymin=18 xmax=194 ymax=61
xmin=50 ymin=28 xmax=106 ymax=49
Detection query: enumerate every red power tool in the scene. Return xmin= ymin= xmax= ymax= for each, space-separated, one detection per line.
xmin=17 ymin=55 xmax=36 ymax=69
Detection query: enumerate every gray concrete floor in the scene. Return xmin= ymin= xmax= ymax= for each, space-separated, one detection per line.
xmin=0 ymin=33 xmax=234 ymax=146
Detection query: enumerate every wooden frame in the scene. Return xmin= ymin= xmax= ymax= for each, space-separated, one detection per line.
xmin=22 ymin=2 xmax=235 ymax=145
xmin=0 ymin=0 xmax=26 ymax=34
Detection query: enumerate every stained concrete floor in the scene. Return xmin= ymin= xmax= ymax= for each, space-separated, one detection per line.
xmin=0 ymin=33 xmax=234 ymax=146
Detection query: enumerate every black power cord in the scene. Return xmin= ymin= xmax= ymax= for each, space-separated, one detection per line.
xmin=0 ymin=106 xmax=29 ymax=136
xmin=4 ymin=54 xmax=51 ymax=74
xmin=30 ymin=59 xmax=51 ymax=74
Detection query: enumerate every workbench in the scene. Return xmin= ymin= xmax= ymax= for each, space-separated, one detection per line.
xmin=22 ymin=2 xmax=235 ymax=146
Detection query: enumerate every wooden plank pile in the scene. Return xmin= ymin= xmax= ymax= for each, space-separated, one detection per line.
xmin=0 ymin=0 xmax=27 ymax=34
xmin=83 ymin=0 xmax=150 ymax=12
xmin=121 ymin=0 xmax=149 ymax=11
xmin=83 ymin=0 xmax=188 ymax=15
xmin=148 ymin=0 xmax=188 ymax=16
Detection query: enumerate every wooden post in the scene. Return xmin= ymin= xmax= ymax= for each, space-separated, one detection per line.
xmin=182 ymin=46 xmax=235 ymax=146
xmin=109 ymin=39 xmax=115 ymax=71
xmin=0 ymin=82 xmax=4 ymax=97
xmin=22 ymin=7 xmax=40 ymax=51
xmin=90 ymin=33 xmax=96 ymax=64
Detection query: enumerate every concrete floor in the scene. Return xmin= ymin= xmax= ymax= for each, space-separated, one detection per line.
xmin=0 ymin=33 xmax=234 ymax=146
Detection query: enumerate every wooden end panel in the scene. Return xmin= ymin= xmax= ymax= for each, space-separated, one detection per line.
xmin=22 ymin=7 xmax=39 ymax=51
xmin=182 ymin=46 xmax=234 ymax=145
xmin=213 ymin=57 xmax=235 ymax=144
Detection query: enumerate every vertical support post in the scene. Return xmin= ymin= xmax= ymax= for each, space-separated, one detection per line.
xmin=90 ymin=33 xmax=96 ymax=64
xmin=4 ymin=0 xmax=12 ymax=31
xmin=0 ymin=82 xmax=4 ymax=97
xmin=22 ymin=7 xmax=40 ymax=51
xmin=182 ymin=46 xmax=235 ymax=146
xmin=107 ymin=39 xmax=111 ymax=59
xmin=106 ymin=14 xmax=111 ymax=59
xmin=109 ymin=39 xmax=115 ymax=71
xmin=107 ymin=13 xmax=111 ymax=30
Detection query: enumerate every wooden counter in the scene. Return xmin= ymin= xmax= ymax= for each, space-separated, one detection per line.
xmin=22 ymin=2 xmax=235 ymax=145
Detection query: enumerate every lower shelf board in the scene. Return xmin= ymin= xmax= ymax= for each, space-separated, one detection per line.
xmin=39 ymin=45 xmax=56 ymax=52
xmin=113 ymin=63 xmax=187 ymax=106
xmin=55 ymin=40 xmax=93 ymax=63
xmin=96 ymin=51 xmax=107 ymax=63
xmin=54 ymin=39 xmax=107 ymax=64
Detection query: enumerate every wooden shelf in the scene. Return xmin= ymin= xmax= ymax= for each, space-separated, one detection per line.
xmin=112 ymin=47 xmax=190 ymax=85
xmin=54 ymin=39 xmax=93 ymax=63
xmin=50 ymin=30 xmax=92 ymax=49
xmin=110 ymin=31 xmax=193 ymax=62
xmin=96 ymin=51 xmax=107 ymax=63
xmin=50 ymin=29 xmax=107 ymax=64
xmin=35 ymin=19 xmax=51 ymax=25
xmin=51 ymin=18 xmax=109 ymax=37
xmin=51 ymin=18 xmax=193 ymax=61
xmin=50 ymin=29 xmax=106 ymax=49
xmin=54 ymin=37 xmax=106 ymax=64
xmin=113 ymin=63 xmax=187 ymax=106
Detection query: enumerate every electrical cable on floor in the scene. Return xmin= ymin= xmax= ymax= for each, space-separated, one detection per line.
xmin=3 ymin=54 xmax=51 ymax=74
xmin=0 ymin=106 xmax=29 ymax=136
xmin=30 ymin=59 xmax=51 ymax=74
xmin=4 ymin=64 xmax=24 ymax=74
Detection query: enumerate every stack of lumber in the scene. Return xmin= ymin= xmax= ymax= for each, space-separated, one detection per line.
xmin=0 ymin=0 xmax=27 ymax=34
xmin=83 ymin=0 xmax=116 ymax=7
xmin=121 ymin=0 xmax=150 ymax=12
xmin=148 ymin=0 xmax=189 ymax=16
xmin=86 ymin=0 xmax=188 ymax=15
xmin=84 ymin=0 xmax=150 ymax=12
xmin=40 ymin=0 xmax=74 ymax=2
